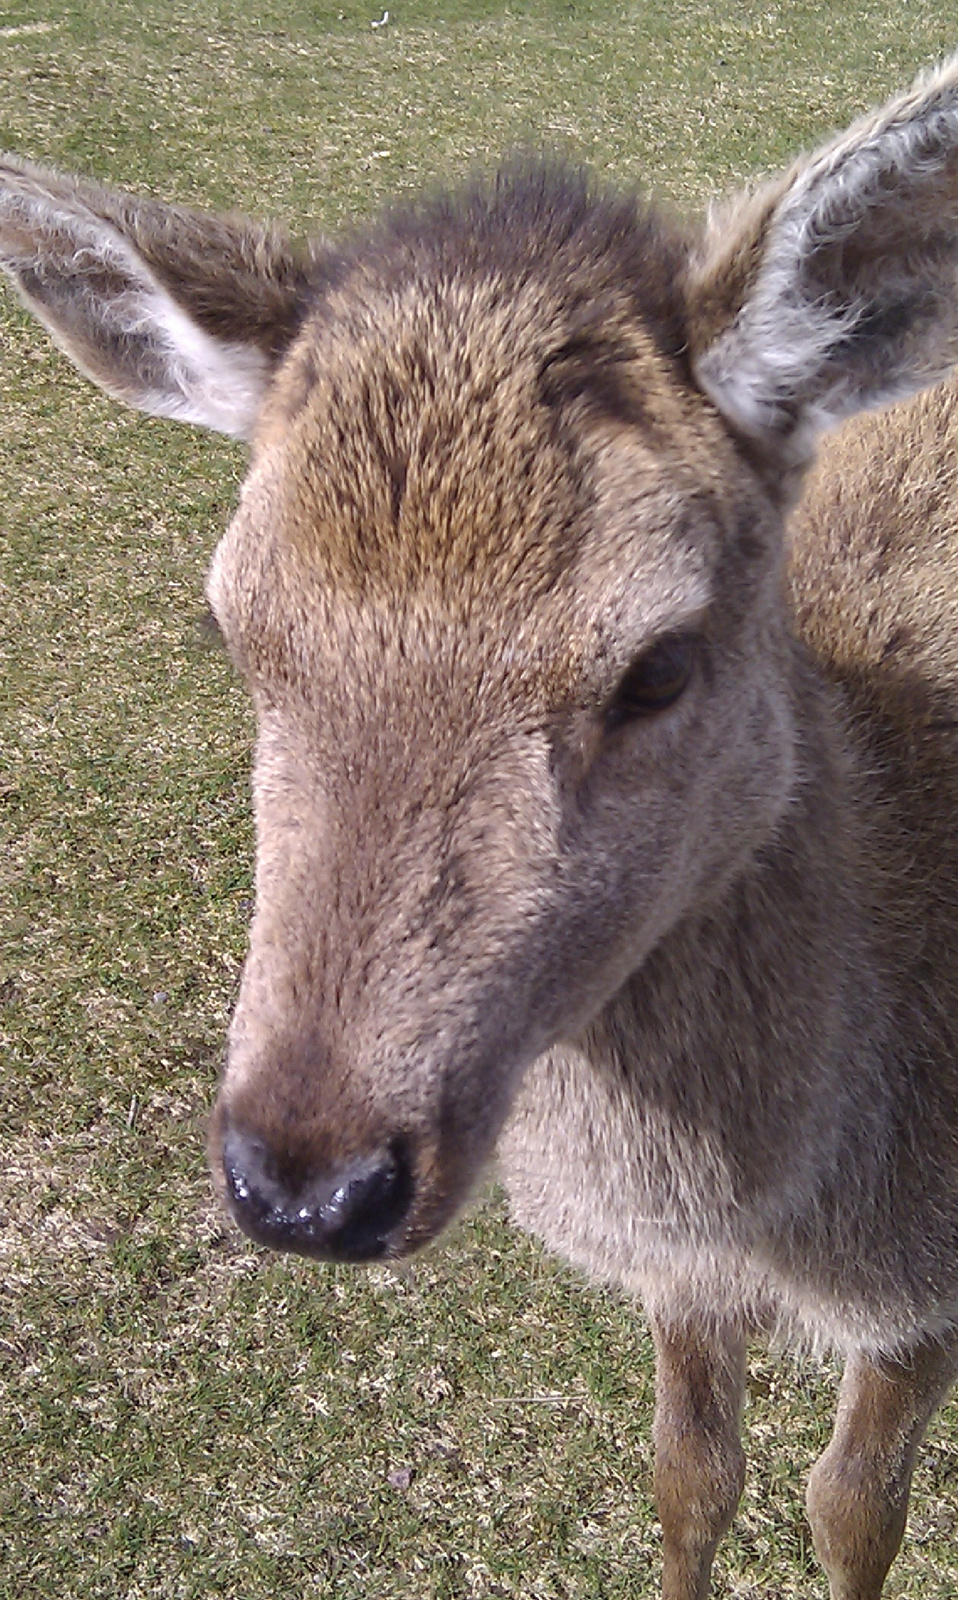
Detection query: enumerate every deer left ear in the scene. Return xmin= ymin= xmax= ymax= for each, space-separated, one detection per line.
xmin=0 ymin=156 xmax=322 ymax=438
xmin=686 ymin=58 xmax=958 ymax=467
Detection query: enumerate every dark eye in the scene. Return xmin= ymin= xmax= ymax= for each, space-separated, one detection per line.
xmin=606 ymin=633 xmax=698 ymax=728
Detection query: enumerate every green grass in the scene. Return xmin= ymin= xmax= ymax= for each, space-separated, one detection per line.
xmin=3 ymin=3 xmax=958 ymax=1596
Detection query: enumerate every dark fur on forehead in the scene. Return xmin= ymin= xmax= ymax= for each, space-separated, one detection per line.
xmin=232 ymin=161 xmax=714 ymax=685
xmin=306 ymin=160 xmax=693 ymax=373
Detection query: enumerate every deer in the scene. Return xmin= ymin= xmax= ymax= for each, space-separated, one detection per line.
xmin=4 ymin=56 xmax=958 ymax=1600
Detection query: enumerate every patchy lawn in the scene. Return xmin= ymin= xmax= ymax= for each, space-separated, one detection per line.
xmin=2 ymin=3 xmax=957 ymax=1595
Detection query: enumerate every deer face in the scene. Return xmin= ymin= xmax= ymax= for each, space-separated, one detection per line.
xmin=8 ymin=61 xmax=958 ymax=1260
xmin=204 ymin=276 xmax=798 ymax=1260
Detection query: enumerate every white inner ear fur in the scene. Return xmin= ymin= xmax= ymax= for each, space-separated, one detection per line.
xmin=110 ymin=283 xmax=270 ymax=439
xmin=1 ymin=187 xmax=269 ymax=438
xmin=694 ymin=59 xmax=958 ymax=460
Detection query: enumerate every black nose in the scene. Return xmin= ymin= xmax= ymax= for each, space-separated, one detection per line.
xmin=222 ymin=1125 xmax=413 ymax=1261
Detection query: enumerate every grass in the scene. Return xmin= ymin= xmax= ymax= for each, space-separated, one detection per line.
xmin=2 ymin=2 xmax=958 ymax=1596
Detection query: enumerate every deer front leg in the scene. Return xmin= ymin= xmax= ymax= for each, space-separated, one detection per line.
xmin=649 ymin=1314 xmax=748 ymax=1600
xmin=806 ymin=1333 xmax=958 ymax=1600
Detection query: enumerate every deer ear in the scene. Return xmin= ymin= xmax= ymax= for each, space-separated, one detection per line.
xmin=0 ymin=157 xmax=321 ymax=438
xmin=686 ymin=59 xmax=958 ymax=465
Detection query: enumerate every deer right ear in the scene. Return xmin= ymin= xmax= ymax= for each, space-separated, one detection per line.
xmin=0 ymin=156 xmax=322 ymax=439
xmin=686 ymin=58 xmax=958 ymax=468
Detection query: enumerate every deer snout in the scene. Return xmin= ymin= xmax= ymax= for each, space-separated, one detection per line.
xmin=219 ymin=1120 xmax=414 ymax=1261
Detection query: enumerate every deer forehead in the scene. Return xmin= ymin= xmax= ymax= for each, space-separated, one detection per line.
xmin=208 ymin=279 xmax=759 ymax=717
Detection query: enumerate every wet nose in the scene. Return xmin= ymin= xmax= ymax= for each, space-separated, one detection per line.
xmin=221 ymin=1124 xmax=413 ymax=1261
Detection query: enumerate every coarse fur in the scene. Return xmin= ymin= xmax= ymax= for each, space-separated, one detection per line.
xmin=4 ymin=58 xmax=958 ymax=1600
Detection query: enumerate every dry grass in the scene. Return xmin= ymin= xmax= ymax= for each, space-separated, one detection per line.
xmin=3 ymin=2 xmax=958 ymax=1596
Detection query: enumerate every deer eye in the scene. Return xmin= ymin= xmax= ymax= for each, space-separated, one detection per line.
xmin=606 ymin=633 xmax=698 ymax=728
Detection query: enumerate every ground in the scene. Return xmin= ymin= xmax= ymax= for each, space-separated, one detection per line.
xmin=2 ymin=3 xmax=957 ymax=1595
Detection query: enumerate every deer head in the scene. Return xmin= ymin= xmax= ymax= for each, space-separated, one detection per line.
xmin=4 ymin=61 xmax=958 ymax=1259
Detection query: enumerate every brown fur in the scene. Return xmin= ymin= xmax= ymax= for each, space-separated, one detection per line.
xmin=5 ymin=62 xmax=958 ymax=1600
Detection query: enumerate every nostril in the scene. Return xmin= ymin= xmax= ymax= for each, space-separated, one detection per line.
xmin=221 ymin=1127 xmax=284 ymax=1239
xmin=317 ymin=1148 xmax=410 ymax=1243
xmin=221 ymin=1124 xmax=413 ymax=1262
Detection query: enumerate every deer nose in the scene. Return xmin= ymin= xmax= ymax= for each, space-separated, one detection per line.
xmin=221 ymin=1125 xmax=413 ymax=1261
